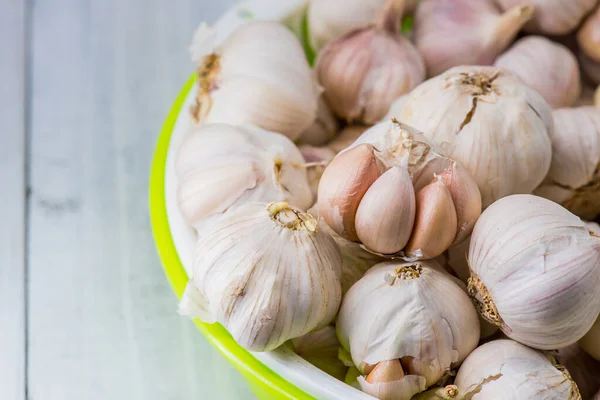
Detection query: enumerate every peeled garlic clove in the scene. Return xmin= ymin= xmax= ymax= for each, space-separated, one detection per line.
xmin=318 ymin=144 xmax=383 ymax=240
xmin=498 ymin=0 xmax=597 ymax=35
xmin=468 ymin=194 xmax=600 ymax=350
xmin=495 ymin=36 xmax=581 ymax=109
xmin=455 ymin=339 xmax=580 ymax=399
xmin=404 ymin=178 xmax=458 ymax=260
xmin=355 ymin=166 xmax=416 ymax=254
xmin=327 ymin=124 xmax=370 ymax=154
xmin=338 ymin=260 xmax=480 ymax=399
xmin=191 ymin=21 xmax=318 ymax=140
xmin=183 ymin=202 xmax=342 ymax=352
xmin=290 ymin=325 xmax=348 ymax=381
xmin=398 ymin=66 xmax=553 ymax=207
xmin=533 ymin=107 xmax=600 ymax=219
xmin=297 ymin=95 xmax=339 ymax=146
xmin=316 ymin=2 xmax=425 ymax=124
xmin=414 ymin=0 xmax=534 ymax=76
xmin=176 ymin=124 xmax=313 ymax=229
xmin=299 ymin=144 xmax=336 ymax=204
xmin=552 ymin=344 xmax=600 ymax=398
xmin=580 ymin=316 xmax=600 ymax=361
xmin=412 ymin=385 xmax=460 ymax=400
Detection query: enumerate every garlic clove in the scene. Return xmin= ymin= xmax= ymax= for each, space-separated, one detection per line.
xmin=579 ymin=316 xmax=600 ymax=361
xmin=365 ymin=359 xmax=405 ymax=383
xmin=495 ymin=36 xmax=581 ymax=109
xmin=414 ymin=0 xmax=534 ymax=76
xmin=404 ymin=178 xmax=458 ymax=260
xmin=318 ymin=144 xmax=383 ymax=240
xmin=355 ymin=166 xmax=416 ymax=254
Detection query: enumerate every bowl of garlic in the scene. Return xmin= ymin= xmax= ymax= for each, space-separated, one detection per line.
xmin=150 ymin=0 xmax=600 ymax=399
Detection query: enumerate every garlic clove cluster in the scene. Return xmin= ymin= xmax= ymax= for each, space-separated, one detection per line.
xmin=534 ymin=107 xmax=600 ymax=219
xmin=455 ymin=339 xmax=580 ymax=399
xmin=468 ymin=194 xmax=600 ymax=350
xmin=318 ymin=120 xmax=482 ymax=259
xmin=337 ymin=260 xmax=480 ymax=400
xmin=176 ymin=124 xmax=313 ymax=230
xmin=414 ymin=0 xmax=534 ymax=77
xmin=495 ymin=36 xmax=581 ymax=109
xmin=579 ymin=6 xmax=600 ymax=66
xmin=315 ymin=1 xmax=425 ymax=124
xmin=297 ymin=95 xmax=339 ymax=147
xmin=579 ymin=316 xmax=600 ymax=361
xmin=180 ymin=202 xmax=342 ymax=352
xmin=393 ymin=66 xmax=553 ymax=208
xmin=290 ymin=325 xmax=348 ymax=381
xmin=190 ymin=21 xmax=319 ymax=141
xmin=497 ymin=0 xmax=597 ymax=35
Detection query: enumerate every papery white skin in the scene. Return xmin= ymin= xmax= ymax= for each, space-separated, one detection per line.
xmin=534 ymin=107 xmax=600 ymax=219
xmin=191 ymin=21 xmax=318 ymax=140
xmin=497 ymin=0 xmax=597 ymax=35
xmin=414 ymin=0 xmax=534 ymax=77
xmin=552 ymin=344 xmax=600 ymax=399
xmin=181 ymin=202 xmax=342 ymax=352
xmin=579 ymin=316 xmax=600 ymax=361
xmin=176 ymin=124 xmax=313 ymax=229
xmin=495 ymin=36 xmax=581 ymax=109
xmin=337 ymin=261 xmax=480 ymax=395
xmin=381 ymin=94 xmax=409 ymax=122
xmin=298 ymin=95 xmax=339 ymax=146
xmin=469 ymin=194 xmax=600 ymax=349
xmin=291 ymin=325 xmax=347 ymax=381
xmin=455 ymin=340 xmax=579 ymax=399
xmin=586 ymin=221 xmax=600 ymax=235
xmin=397 ymin=66 xmax=553 ymax=207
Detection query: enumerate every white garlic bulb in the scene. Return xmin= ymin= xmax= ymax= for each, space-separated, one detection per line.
xmin=455 ymin=339 xmax=580 ymax=399
xmin=316 ymin=1 xmax=425 ymax=124
xmin=534 ymin=107 xmax=600 ymax=219
xmin=318 ymin=120 xmax=481 ymax=259
xmin=381 ymin=94 xmax=409 ymax=122
xmin=337 ymin=260 xmax=480 ymax=400
xmin=579 ymin=316 xmax=600 ymax=361
xmin=290 ymin=325 xmax=347 ymax=381
xmin=327 ymin=125 xmax=370 ymax=154
xmin=497 ymin=0 xmax=597 ymax=35
xmin=468 ymin=194 xmax=600 ymax=350
xmin=299 ymin=144 xmax=336 ymax=204
xmin=180 ymin=202 xmax=342 ymax=351
xmin=414 ymin=0 xmax=534 ymax=76
xmin=495 ymin=36 xmax=581 ymax=109
xmin=176 ymin=124 xmax=313 ymax=229
xmin=579 ymin=6 xmax=600 ymax=64
xmin=396 ymin=66 xmax=553 ymax=208
xmin=190 ymin=21 xmax=318 ymax=141
xmin=297 ymin=95 xmax=339 ymax=146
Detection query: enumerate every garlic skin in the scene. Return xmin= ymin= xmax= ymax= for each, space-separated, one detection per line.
xmin=414 ymin=0 xmax=534 ymax=77
xmin=468 ymin=194 xmax=600 ymax=350
xmin=298 ymin=95 xmax=339 ymax=146
xmin=382 ymin=94 xmax=409 ymax=122
xmin=497 ymin=0 xmax=597 ymax=35
xmin=176 ymin=124 xmax=313 ymax=230
xmin=191 ymin=21 xmax=318 ymax=141
xmin=495 ymin=36 xmax=581 ymax=109
xmin=552 ymin=344 xmax=600 ymax=399
xmin=586 ymin=221 xmax=600 ymax=235
xmin=316 ymin=2 xmax=425 ymax=124
xmin=299 ymin=144 xmax=336 ymax=204
xmin=291 ymin=325 xmax=347 ymax=381
xmin=533 ymin=107 xmax=600 ymax=219
xmin=579 ymin=7 xmax=600 ymax=64
xmin=337 ymin=260 xmax=480 ymax=400
xmin=397 ymin=66 xmax=553 ymax=207
xmin=579 ymin=316 xmax=600 ymax=361
xmin=181 ymin=202 xmax=342 ymax=352
xmin=455 ymin=339 xmax=580 ymax=399
xmin=327 ymin=125 xmax=370 ymax=154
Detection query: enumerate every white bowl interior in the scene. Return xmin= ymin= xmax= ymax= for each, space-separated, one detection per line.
xmin=164 ymin=1 xmax=374 ymax=398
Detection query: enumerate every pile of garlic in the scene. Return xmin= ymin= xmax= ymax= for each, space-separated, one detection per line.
xmin=176 ymin=1 xmax=600 ymax=398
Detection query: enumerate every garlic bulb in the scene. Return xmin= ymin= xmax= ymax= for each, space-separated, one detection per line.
xmin=397 ymin=66 xmax=553 ymax=207
xmin=578 ymin=6 xmax=600 ymax=64
xmin=190 ymin=21 xmax=318 ymax=141
xmin=414 ymin=0 xmax=534 ymax=77
xmin=497 ymin=0 xmax=597 ymax=35
xmin=327 ymin=125 xmax=370 ymax=154
xmin=533 ymin=107 xmax=600 ymax=219
xmin=315 ymin=1 xmax=425 ymax=124
xmin=180 ymin=202 xmax=342 ymax=352
xmin=580 ymin=316 xmax=600 ymax=361
xmin=552 ymin=344 xmax=600 ymax=399
xmin=299 ymin=145 xmax=336 ymax=204
xmin=176 ymin=124 xmax=313 ymax=229
xmin=298 ymin=95 xmax=339 ymax=146
xmin=318 ymin=120 xmax=481 ymax=259
xmin=495 ymin=36 xmax=581 ymax=109
xmin=468 ymin=194 xmax=600 ymax=350
xmin=291 ymin=325 xmax=347 ymax=381
xmin=337 ymin=260 xmax=480 ymax=400
xmin=381 ymin=94 xmax=409 ymax=122
xmin=455 ymin=339 xmax=580 ymax=399
xmin=586 ymin=221 xmax=600 ymax=235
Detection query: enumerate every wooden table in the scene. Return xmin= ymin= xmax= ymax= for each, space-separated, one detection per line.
xmin=0 ymin=1 xmax=254 ymax=398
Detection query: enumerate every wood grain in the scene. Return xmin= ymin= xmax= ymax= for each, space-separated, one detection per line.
xmin=0 ymin=1 xmax=26 ymax=399
xmin=27 ymin=0 xmax=251 ymax=399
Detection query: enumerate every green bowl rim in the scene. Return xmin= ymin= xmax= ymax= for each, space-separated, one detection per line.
xmin=148 ymin=74 xmax=314 ymax=400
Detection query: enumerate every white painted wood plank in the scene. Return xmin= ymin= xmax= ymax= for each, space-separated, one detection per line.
xmin=0 ymin=1 xmax=26 ymax=400
xmin=27 ymin=1 xmax=252 ymax=399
